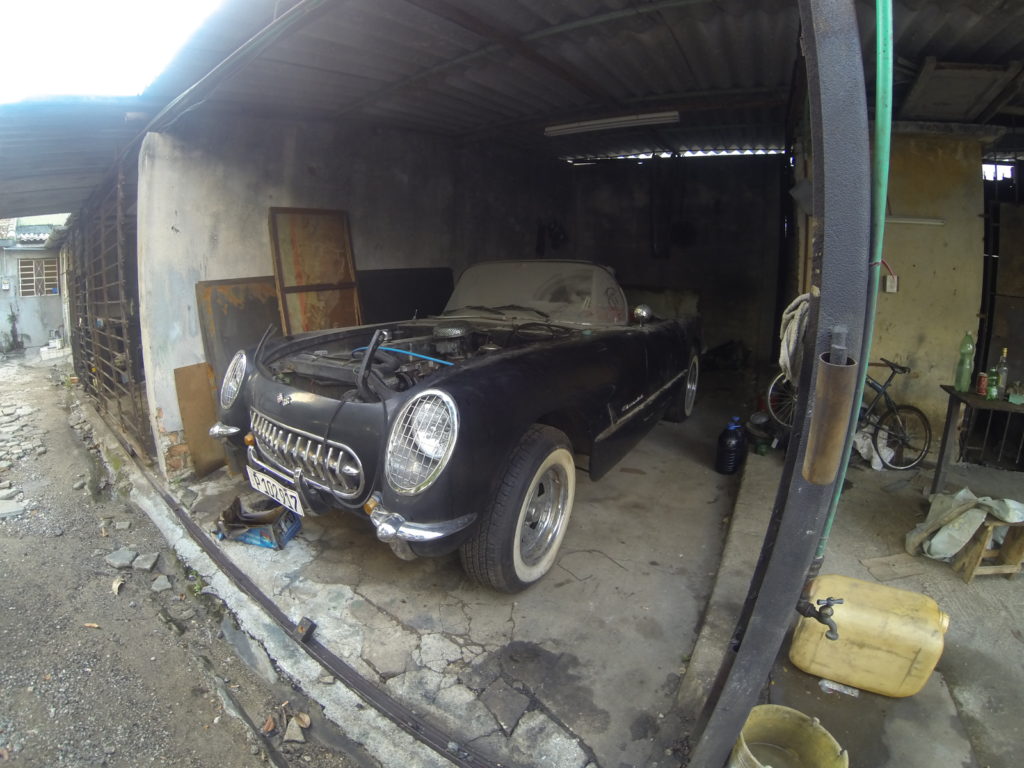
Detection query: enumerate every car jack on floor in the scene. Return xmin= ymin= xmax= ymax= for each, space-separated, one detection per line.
xmin=215 ymin=494 xmax=302 ymax=550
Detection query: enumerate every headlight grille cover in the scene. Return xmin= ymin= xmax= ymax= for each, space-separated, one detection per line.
xmin=386 ymin=390 xmax=458 ymax=494
xmin=220 ymin=351 xmax=247 ymax=409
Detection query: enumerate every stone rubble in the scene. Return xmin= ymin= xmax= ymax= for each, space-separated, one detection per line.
xmin=104 ymin=547 xmax=138 ymax=569
xmin=132 ymin=552 xmax=159 ymax=572
xmin=283 ymin=718 xmax=306 ymax=743
xmin=0 ymin=499 xmax=25 ymax=519
xmin=151 ymin=574 xmax=173 ymax=593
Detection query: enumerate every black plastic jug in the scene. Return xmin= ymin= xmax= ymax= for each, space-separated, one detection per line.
xmin=715 ymin=416 xmax=747 ymax=475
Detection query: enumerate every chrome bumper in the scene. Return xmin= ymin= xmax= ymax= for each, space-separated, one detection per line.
xmin=369 ymin=505 xmax=476 ymax=543
xmin=248 ymin=445 xmax=475 ymax=542
xmin=209 ymin=421 xmax=241 ymax=438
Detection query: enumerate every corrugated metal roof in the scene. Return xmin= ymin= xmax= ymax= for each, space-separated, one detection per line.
xmin=4 ymin=0 xmax=1024 ymax=218
xmin=0 ymin=0 xmax=279 ymax=219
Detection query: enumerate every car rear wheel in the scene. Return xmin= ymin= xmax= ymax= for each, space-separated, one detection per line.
xmin=460 ymin=425 xmax=576 ymax=593
xmin=664 ymin=354 xmax=699 ymax=422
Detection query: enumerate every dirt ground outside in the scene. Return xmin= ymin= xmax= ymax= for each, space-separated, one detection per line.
xmin=0 ymin=355 xmax=360 ymax=768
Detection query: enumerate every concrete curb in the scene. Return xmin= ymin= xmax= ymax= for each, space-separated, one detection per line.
xmin=676 ymin=453 xmax=779 ymax=720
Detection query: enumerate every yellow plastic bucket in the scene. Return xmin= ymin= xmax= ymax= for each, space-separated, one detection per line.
xmin=728 ymin=705 xmax=849 ymax=768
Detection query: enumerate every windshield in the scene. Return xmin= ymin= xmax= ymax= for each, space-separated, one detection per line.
xmin=444 ymin=260 xmax=627 ymax=326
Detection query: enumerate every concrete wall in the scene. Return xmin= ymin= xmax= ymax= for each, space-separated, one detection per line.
xmin=568 ymin=156 xmax=783 ymax=368
xmin=0 ymin=248 xmax=64 ymax=351
xmin=137 ymin=115 xmax=568 ymax=475
xmin=872 ymin=132 xmax=985 ymax=431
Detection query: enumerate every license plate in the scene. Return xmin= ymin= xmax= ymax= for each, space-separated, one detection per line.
xmin=246 ymin=467 xmax=304 ymax=516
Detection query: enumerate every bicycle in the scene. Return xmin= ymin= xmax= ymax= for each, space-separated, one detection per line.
xmin=766 ymin=357 xmax=932 ymax=470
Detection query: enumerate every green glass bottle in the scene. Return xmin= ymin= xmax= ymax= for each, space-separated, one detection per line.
xmin=954 ymin=332 xmax=974 ymax=392
xmin=995 ymin=347 xmax=1009 ymax=400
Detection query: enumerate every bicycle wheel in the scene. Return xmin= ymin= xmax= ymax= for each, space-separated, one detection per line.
xmin=873 ymin=405 xmax=931 ymax=470
xmin=767 ymin=372 xmax=798 ymax=429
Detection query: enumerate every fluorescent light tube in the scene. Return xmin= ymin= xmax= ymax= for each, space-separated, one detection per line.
xmin=544 ymin=111 xmax=680 ymax=137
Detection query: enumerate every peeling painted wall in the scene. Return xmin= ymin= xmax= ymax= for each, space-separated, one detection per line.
xmin=873 ymin=133 xmax=985 ymax=432
xmin=136 ymin=115 xmax=568 ymax=476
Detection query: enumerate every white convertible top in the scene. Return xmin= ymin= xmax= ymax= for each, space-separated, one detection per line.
xmin=444 ymin=260 xmax=627 ymax=327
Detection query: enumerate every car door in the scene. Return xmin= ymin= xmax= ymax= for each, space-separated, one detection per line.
xmin=587 ymin=325 xmax=659 ymax=479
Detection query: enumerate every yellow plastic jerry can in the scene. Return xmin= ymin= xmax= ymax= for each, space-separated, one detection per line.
xmin=789 ymin=574 xmax=949 ymax=697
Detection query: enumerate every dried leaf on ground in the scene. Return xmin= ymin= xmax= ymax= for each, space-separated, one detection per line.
xmin=294 ymin=712 xmax=311 ymax=729
xmin=261 ymin=715 xmax=276 ymax=734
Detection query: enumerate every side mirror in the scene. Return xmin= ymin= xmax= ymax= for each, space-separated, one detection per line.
xmin=632 ymin=304 xmax=653 ymax=325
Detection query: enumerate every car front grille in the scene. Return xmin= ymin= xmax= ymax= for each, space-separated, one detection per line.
xmin=250 ymin=409 xmax=364 ymax=499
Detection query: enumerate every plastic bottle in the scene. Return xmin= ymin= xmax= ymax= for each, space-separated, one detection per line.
xmin=715 ymin=417 xmax=747 ymax=475
xmin=953 ymin=331 xmax=974 ymax=392
xmin=995 ymin=347 xmax=1009 ymax=400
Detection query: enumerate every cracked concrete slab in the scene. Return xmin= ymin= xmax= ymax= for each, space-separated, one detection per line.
xmin=91 ymin=385 xmax=738 ymax=766
xmin=508 ymin=710 xmax=589 ymax=767
xmin=480 ymin=678 xmax=530 ymax=735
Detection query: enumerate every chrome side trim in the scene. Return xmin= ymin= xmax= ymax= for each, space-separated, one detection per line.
xmin=595 ymin=370 xmax=686 ymax=442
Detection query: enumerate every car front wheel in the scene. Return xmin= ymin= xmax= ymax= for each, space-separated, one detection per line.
xmin=665 ymin=354 xmax=699 ymax=422
xmin=460 ymin=425 xmax=576 ymax=593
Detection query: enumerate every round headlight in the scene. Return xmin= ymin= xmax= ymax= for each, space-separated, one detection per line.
xmin=386 ymin=390 xmax=459 ymax=495
xmin=220 ymin=351 xmax=247 ymax=409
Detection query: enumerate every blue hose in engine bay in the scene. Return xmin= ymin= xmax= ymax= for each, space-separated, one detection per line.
xmin=354 ymin=346 xmax=454 ymax=366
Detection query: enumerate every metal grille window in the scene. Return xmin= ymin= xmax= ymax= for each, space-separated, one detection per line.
xmin=18 ymin=258 xmax=59 ymax=297
xmin=66 ymin=160 xmax=154 ymax=459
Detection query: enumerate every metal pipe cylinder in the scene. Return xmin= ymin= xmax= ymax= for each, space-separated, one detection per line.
xmin=802 ymin=353 xmax=858 ymax=485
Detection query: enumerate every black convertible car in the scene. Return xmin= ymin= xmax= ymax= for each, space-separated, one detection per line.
xmin=211 ymin=260 xmax=701 ymax=592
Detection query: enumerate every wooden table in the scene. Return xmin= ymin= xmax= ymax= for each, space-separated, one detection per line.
xmin=930 ymin=385 xmax=1024 ymax=496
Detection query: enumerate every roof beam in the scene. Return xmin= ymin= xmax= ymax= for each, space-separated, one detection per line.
xmin=334 ymin=0 xmax=715 ymax=117
xmin=978 ymin=63 xmax=1024 ymax=124
xmin=400 ymin=0 xmax=612 ymax=104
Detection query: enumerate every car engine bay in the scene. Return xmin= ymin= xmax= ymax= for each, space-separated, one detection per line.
xmin=264 ymin=319 xmax=574 ymax=400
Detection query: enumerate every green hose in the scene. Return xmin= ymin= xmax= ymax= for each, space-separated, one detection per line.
xmin=815 ymin=0 xmax=893 ymax=559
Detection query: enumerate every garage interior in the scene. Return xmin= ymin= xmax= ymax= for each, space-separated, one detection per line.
xmin=2 ymin=0 xmax=1024 ymax=766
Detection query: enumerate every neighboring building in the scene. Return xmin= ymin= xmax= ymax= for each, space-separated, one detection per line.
xmin=0 ymin=214 xmax=69 ymax=352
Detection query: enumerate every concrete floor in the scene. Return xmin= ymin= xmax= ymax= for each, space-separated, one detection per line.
xmin=183 ymin=384 xmax=742 ymax=768
xmin=718 ymin=452 xmax=1023 ymax=768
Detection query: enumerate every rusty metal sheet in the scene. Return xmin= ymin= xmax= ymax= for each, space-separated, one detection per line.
xmin=195 ymin=276 xmax=280 ymax=385
xmin=268 ymin=208 xmax=362 ymax=334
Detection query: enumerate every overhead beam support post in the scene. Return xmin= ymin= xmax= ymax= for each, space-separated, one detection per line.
xmin=685 ymin=0 xmax=871 ymax=764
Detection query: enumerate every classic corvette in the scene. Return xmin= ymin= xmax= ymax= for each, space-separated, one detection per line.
xmin=211 ymin=260 xmax=701 ymax=592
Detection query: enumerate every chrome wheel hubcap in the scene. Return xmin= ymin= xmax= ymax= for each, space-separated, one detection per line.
xmin=519 ymin=464 xmax=569 ymax=567
xmin=685 ymin=358 xmax=699 ymax=414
